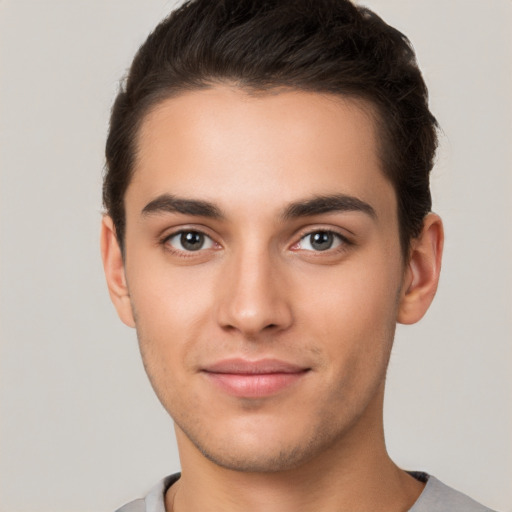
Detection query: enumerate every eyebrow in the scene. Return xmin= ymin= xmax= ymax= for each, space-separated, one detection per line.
xmin=282 ymin=194 xmax=376 ymax=220
xmin=141 ymin=193 xmax=376 ymax=221
xmin=141 ymin=194 xmax=224 ymax=219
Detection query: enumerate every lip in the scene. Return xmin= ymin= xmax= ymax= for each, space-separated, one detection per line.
xmin=201 ymin=358 xmax=310 ymax=398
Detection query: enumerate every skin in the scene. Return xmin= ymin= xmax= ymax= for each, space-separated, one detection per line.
xmin=101 ymin=86 xmax=443 ymax=511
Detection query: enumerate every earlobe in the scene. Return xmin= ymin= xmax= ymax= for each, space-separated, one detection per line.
xmin=100 ymin=216 xmax=136 ymax=328
xmin=397 ymin=213 xmax=444 ymax=325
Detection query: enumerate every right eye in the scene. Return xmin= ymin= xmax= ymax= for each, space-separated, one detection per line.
xmin=165 ymin=230 xmax=216 ymax=252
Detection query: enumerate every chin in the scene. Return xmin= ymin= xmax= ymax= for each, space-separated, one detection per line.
xmin=199 ymin=441 xmax=316 ymax=473
xmin=176 ymin=413 xmax=340 ymax=474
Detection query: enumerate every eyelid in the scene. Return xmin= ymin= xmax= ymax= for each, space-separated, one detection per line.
xmin=290 ymin=226 xmax=353 ymax=252
xmin=159 ymin=223 xmax=219 ymax=241
xmin=167 ymin=231 xmax=215 ymax=250
xmin=158 ymin=224 xmax=354 ymax=255
xmin=160 ymin=226 xmax=222 ymax=255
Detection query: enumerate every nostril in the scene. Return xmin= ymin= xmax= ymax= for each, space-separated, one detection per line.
xmin=215 ymin=274 xmax=294 ymax=335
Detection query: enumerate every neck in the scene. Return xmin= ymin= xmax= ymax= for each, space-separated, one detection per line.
xmin=166 ymin=386 xmax=424 ymax=512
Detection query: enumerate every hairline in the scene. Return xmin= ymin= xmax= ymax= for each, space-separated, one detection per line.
xmin=115 ymin=81 xmax=412 ymax=260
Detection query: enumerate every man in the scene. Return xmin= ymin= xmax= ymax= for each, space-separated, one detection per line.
xmin=100 ymin=0 xmax=496 ymax=511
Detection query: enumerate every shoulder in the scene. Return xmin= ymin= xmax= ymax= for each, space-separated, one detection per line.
xmin=115 ymin=499 xmax=145 ymax=512
xmin=409 ymin=474 xmax=497 ymax=512
xmin=115 ymin=474 xmax=180 ymax=512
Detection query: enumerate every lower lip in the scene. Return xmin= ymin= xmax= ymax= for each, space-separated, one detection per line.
xmin=203 ymin=371 xmax=308 ymax=398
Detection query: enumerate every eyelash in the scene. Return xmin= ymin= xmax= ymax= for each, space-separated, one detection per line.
xmin=162 ymin=229 xmax=219 ymax=256
xmin=160 ymin=228 xmax=352 ymax=257
xmin=293 ymin=229 xmax=352 ymax=253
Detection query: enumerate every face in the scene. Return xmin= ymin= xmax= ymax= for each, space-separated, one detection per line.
xmin=111 ymin=86 xmax=411 ymax=472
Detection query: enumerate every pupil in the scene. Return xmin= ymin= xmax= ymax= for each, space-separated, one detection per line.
xmin=181 ymin=232 xmax=204 ymax=251
xmin=311 ymin=232 xmax=333 ymax=251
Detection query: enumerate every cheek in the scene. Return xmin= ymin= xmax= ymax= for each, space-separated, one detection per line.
xmin=295 ymin=256 xmax=402 ymax=369
xmin=128 ymin=255 xmax=216 ymax=329
xmin=126 ymin=257 xmax=219 ymax=384
xmin=298 ymin=255 xmax=401 ymax=327
xmin=129 ymin=270 xmax=212 ymax=415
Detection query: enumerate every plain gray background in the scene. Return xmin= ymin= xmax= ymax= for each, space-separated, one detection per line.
xmin=1 ymin=1 xmax=511 ymax=511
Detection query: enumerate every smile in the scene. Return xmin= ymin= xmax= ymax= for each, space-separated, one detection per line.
xmin=201 ymin=358 xmax=310 ymax=398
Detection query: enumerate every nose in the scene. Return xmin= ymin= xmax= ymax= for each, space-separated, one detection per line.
xmin=216 ymin=245 xmax=293 ymax=338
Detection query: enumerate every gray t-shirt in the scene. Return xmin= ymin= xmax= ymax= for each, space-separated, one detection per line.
xmin=116 ymin=472 xmax=496 ymax=512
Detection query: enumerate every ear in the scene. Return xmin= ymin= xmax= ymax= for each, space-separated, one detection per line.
xmin=100 ymin=216 xmax=135 ymax=328
xmin=397 ymin=213 xmax=444 ymax=325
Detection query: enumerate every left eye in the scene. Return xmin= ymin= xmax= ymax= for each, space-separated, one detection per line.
xmin=298 ymin=231 xmax=344 ymax=252
xmin=166 ymin=231 xmax=215 ymax=252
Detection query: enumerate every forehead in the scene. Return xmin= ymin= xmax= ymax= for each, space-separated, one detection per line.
xmin=128 ymin=86 xmax=395 ymax=221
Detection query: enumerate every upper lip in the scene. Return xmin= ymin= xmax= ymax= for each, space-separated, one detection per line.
xmin=202 ymin=358 xmax=309 ymax=374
